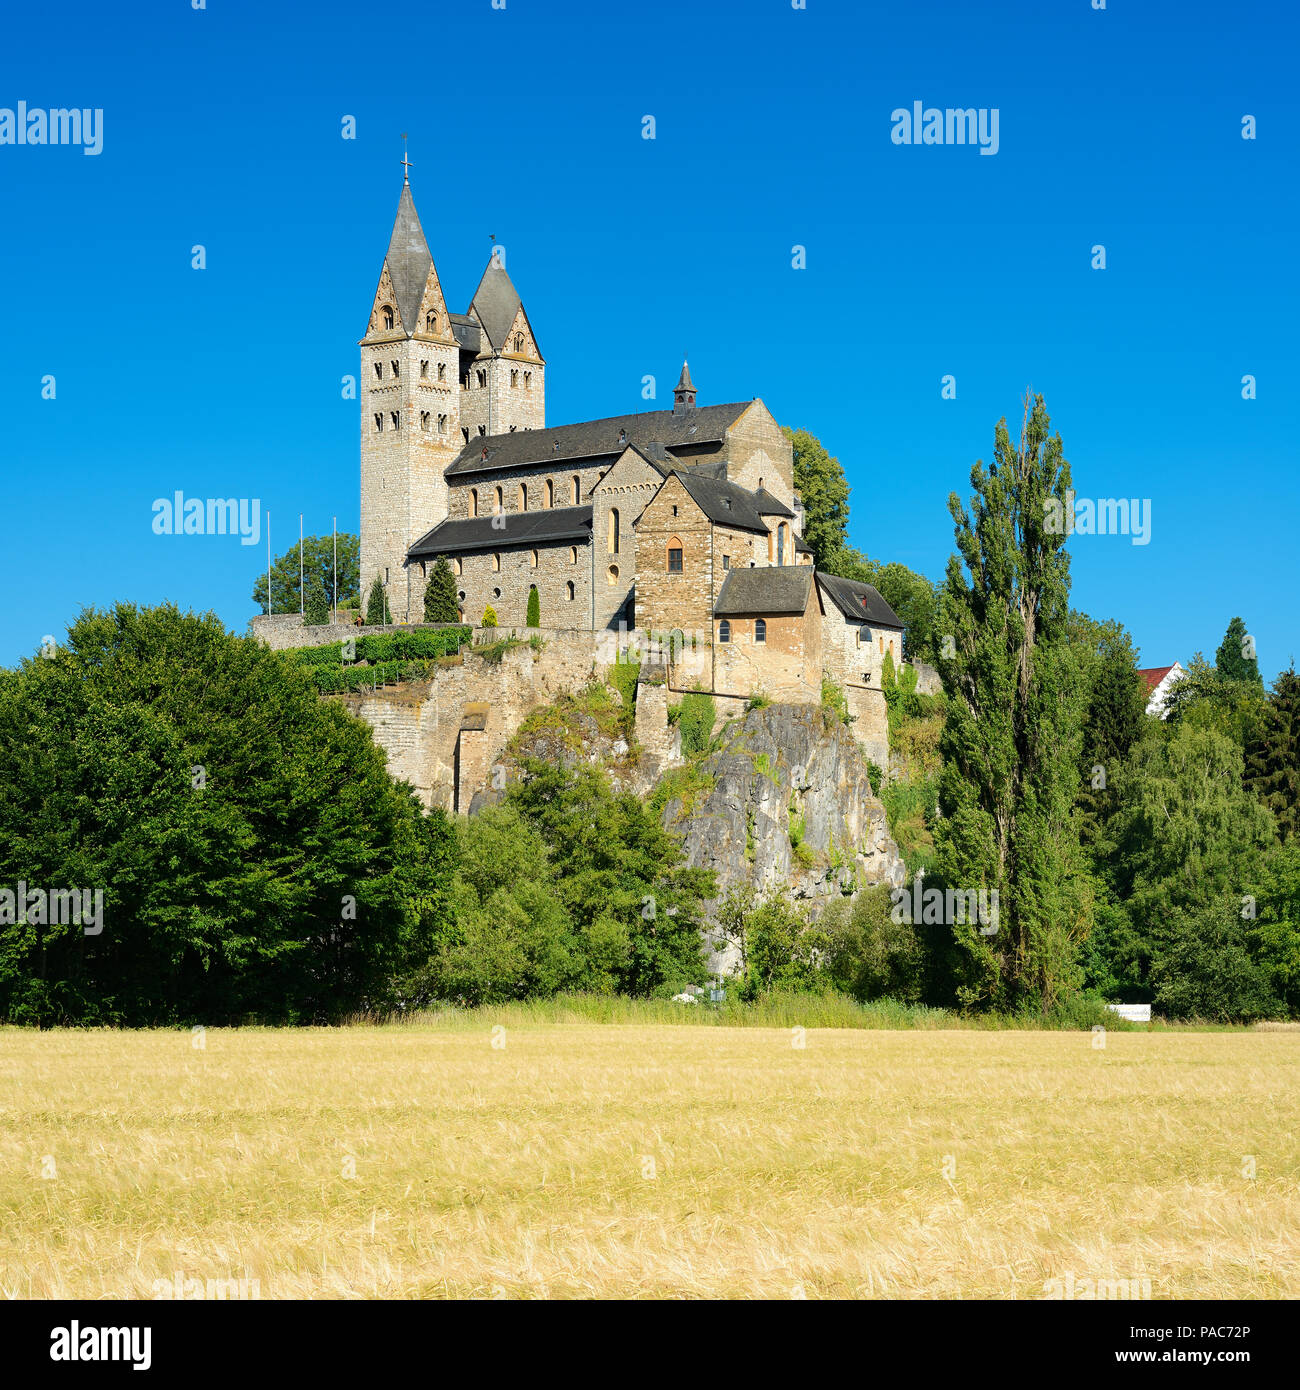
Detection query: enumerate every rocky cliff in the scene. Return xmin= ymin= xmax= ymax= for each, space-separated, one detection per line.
xmin=655 ymin=704 xmax=906 ymax=970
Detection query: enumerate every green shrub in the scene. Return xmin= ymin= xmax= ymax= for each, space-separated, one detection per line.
xmin=820 ymin=677 xmax=849 ymax=725
xmin=866 ymin=761 xmax=884 ymax=796
xmin=746 ymin=689 xmax=771 ymax=711
xmin=677 ymin=690 xmax=715 ymax=755
xmin=482 ymin=605 xmax=498 ymax=629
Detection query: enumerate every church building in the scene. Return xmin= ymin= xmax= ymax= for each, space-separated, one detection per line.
xmin=358 ymin=173 xmax=903 ymax=743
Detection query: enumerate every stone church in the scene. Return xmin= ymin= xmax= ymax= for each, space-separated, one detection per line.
xmin=359 ymin=175 xmax=904 ymax=742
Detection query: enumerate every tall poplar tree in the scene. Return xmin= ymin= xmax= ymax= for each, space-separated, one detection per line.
xmin=934 ymin=395 xmax=1091 ymax=1009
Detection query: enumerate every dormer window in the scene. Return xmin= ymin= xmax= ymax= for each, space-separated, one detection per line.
xmin=426 ymin=311 xmax=438 ymax=332
xmin=382 ymin=306 xmax=394 ymax=330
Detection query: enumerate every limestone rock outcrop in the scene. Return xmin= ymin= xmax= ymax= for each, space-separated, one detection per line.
xmin=656 ymin=703 xmax=906 ymax=971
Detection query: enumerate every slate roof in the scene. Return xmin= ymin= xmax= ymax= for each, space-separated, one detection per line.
xmin=383 ymin=184 xmax=435 ymax=335
xmin=714 ymin=566 xmax=815 ymax=617
xmin=816 ymin=574 xmax=903 ymax=629
xmin=673 ymin=471 xmax=775 ymax=535
xmin=444 ymin=402 xmax=751 ymax=477
xmin=448 ymin=312 xmax=482 ymax=354
xmin=676 ymin=359 xmax=696 ymax=392
xmin=408 ymin=505 xmax=592 ymax=558
xmin=753 ymin=489 xmax=794 ymax=518
xmin=794 ymin=534 xmax=812 ymax=554
xmin=469 ymin=258 xmax=530 ymax=354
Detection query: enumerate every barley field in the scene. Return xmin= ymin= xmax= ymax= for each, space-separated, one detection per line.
xmin=1 ymin=1020 xmax=1296 ymax=1299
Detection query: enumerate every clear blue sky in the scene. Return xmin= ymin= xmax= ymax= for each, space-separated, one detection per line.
xmin=2 ymin=0 xmax=1296 ymax=677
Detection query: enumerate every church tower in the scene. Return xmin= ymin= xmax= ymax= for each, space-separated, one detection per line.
xmin=359 ymin=174 xmax=460 ymax=621
xmin=458 ymin=252 xmax=545 ymax=441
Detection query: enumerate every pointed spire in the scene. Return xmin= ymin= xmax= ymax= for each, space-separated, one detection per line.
xmin=673 ymin=357 xmax=697 ymax=412
xmin=381 ymin=180 xmax=433 ymax=335
xmin=469 ymin=249 xmax=525 ymax=353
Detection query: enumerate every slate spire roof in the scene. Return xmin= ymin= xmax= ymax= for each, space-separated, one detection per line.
xmin=676 ymin=359 xmax=695 ymax=393
xmin=381 ymin=182 xmax=436 ymax=335
xmin=470 ymin=254 xmax=530 ymax=353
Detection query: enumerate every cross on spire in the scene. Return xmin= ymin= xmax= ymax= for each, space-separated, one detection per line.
xmin=400 ymin=133 xmax=413 ymax=184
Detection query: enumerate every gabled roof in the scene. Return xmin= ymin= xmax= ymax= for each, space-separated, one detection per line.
xmin=753 ymin=488 xmax=794 ymax=518
xmin=444 ymin=402 xmax=750 ymax=477
xmin=408 ymin=505 xmax=592 ymax=558
xmin=383 ymin=183 xmax=435 ymax=335
xmin=1138 ymin=663 xmax=1180 ymax=693
xmin=816 ymin=573 xmax=903 ymax=629
xmin=469 ymin=257 xmax=530 ymax=354
xmin=714 ymin=566 xmax=815 ymax=617
xmin=673 ymin=471 xmax=772 ymax=535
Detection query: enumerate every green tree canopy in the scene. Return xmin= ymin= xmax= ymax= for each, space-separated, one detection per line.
xmin=1246 ymin=666 xmax=1300 ymax=843
xmin=0 ymin=604 xmax=455 ymax=1025
xmin=1215 ymin=615 xmax=1264 ymax=687
xmin=423 ymin=557 xmax=460 ymax=624
xmin=253 ymin=533 xmax=358 ymax=616
xmin=934 ymin=395 xmax=1091 ymax=1010
xmin=365 ymin=576 xmax=391 ymax=626
xmin=782 ymin=427 xmax=850 ymax=565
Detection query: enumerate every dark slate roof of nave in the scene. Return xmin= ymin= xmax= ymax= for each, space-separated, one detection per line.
xmin=444 ymin=403 xmax=754 ymax=477
xmin=408 ymin=505 xmax=593 ymax=558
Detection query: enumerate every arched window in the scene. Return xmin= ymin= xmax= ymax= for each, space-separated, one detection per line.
xmin=568 ymin=546 xmax=578 ymax=564
xmin=382 ymin=305 xmax=394 ymax=330
xmin=755 ymin=618 xmax=767 ymax=643
xmin=758 ymin=477 xmax=764 ymax=491
xmin=572 ymin=475 xmax=580 ymax=505
xmin=470 ymin=488 xmax=478 ymax=517
xmin=566 ymin=581 xmax=575 ymax=601
xmin=519 ymin=483 xmax=528 ymax=511
xmin=608 ymin=564 xmax=619 ymax=585
xmin=718 ymin=619 xmax=731 ymax=643
xmin=494 ymin=486 xmax=503 ymax=513
xmin=492 ymin=554 xmax=500 ymax=572
xmin=546 ymin=479 xmax=554 ymax=508
xmin=529 ymin=549 xmax=538 ymax=568
xmin=493 ymin=587 xmax=502 ymax=600
xmin=879 ymin=636 xmax=885 ymax=654
xmin=426 ymin=311 xmax=438 ymax=332
xmin=608 ymin=508 xmax=620 ymax=554
xmin=777 ymin=524 xmax=787 ymax=566
xmin=667 ymin=536 xmax=683 ymax=573
xmin=453 ymin=558 xmax=462 ymax=576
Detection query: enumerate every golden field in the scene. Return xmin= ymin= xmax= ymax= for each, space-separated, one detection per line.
xmin=1 ymin=1020 xmax=1297 ymax=1299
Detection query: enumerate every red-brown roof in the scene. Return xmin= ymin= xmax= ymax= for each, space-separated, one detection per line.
xmin=1138 ymin=664 xmax=1177 ymax=693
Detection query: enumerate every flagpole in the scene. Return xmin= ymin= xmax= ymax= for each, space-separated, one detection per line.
xmin=332 ymin=517 xmax=338 ymax=625
xmin=299 ymin=513 xmax=304 ymax=617
xmin=266 ymin=513 xmax=272 ymax=616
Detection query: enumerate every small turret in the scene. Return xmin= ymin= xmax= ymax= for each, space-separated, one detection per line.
xmin=673 ymin=358 xmax=697 ymax=413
